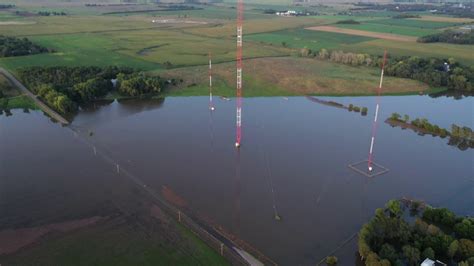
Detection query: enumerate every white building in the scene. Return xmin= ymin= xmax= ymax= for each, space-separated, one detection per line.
xmin=421 ymin=258 xmax=447 ymax=266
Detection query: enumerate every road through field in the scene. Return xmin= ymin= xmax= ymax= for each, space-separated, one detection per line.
xmin=306 ymin=26 xmax=417 ymax=42
xmin=0 ymin=68 xmax=69 ymax=125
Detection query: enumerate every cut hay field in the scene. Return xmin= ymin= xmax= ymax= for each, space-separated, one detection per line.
xmin=159 ymin=57 xmax=430 ymax=97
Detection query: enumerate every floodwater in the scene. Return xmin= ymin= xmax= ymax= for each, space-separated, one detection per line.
xmin=1 ymin=95 xmax=473 ymax=265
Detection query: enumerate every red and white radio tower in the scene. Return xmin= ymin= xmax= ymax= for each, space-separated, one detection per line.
xmin=209 ymin=52 xmax=215 ymax=111
xmin=235 ymin=0 xmax=243 ymax=148
xmin=367 ymin=50 xmax=388 ymax=172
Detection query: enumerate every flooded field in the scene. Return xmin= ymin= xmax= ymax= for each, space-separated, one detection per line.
xmin=1 ymin=95 xmax=473 ymax=265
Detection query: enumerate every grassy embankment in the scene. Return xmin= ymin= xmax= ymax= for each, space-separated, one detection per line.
xmin=0 ymin=75 xmax=37 ymax=110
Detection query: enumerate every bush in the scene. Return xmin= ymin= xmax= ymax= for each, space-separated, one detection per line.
xmin=326 ymin=256 xmax=338 ymax=265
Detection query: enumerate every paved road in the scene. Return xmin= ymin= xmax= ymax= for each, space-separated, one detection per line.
xmin=0 ymin=67 xmax=69 ymax=125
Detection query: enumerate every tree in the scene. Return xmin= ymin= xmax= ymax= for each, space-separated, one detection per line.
xmin=422 ymin=247 xmax=435 ymax=260
xmin=403 ymin=114 xmax=410 ymax=123
xmin=386 ymin=200 xmax=402 ymax=217
xmin=326 ymin=256 xmax=338 ymax=265
xmin=390 ymin=113 xmax=402 ymax=121
xmin=402 ymin=245 xmax=420 ymax=266
xmin=318 ymin=49 xmax=329 ymax=60
xmin=458 ymin=239 xmax=474 ymax=259
xmin=379 ymin=243 xmax=398 ymax=264
xmin=448 ymin=240 xmax=459 ymax=259
xmin=454 ymin=219 xmax=474 ymax=240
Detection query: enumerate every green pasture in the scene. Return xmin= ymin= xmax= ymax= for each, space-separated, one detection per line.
xmin=349 ymin=39 xmax=474 ymax=65
xmin=369 ymin=18 xmax=461 ymax=29
xmin=334 ymin=22 xmax=440 ymax=37
xmin=0 ymin=33 xmax=160 ymax=71
xmin=0 ymin=219 xmax=228 ymax=266
xmin=246 ymin=29 xmax=375 ymax=51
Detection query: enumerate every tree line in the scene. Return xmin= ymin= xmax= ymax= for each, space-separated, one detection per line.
xmin=358 ymin=199 xmax=474 ymax=265
xmin=307 ymin=49 xmax=473 ymax=92
xmin=418 ymin=30 xmax=474 ymax=45
xmin=389 ymin=113 xmax=474 ymax=150
xmin=19 ymin=66 xmax=165 ymax=114
xmin=37 ymin=11 xmax=67 ymax=16
xmin=0 ymin=36 xmax=49 ymax=57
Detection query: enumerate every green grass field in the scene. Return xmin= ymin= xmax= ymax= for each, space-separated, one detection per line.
xmin=368 ymin=18 xmax=461 ymax=29
xmin=0 ymin=217 xmax=229 ymax=266
xmin=247 ymin=28 xmax=375 ymax=51
xmin=333 ymin=22 xmax=439 ymax=37
xmin=1 ymin=95 xmax=38 ymax=110
xmin=0 ymin=2 xmax=472 ymax=97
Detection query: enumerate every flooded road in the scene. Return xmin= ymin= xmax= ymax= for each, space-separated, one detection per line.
xmin=1 ymin=95 xmax=473 ymax=265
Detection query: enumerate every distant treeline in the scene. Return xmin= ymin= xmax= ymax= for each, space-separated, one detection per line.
xmin=352 ymin=3 xmax=474 ymax=18
xmin=102 ymin=5 xmax=201 ymax=15
xmin=335 ymin=19 xmax=360 ymax=24
xmin=0 ymin=36 xmax=49 ymax=57
xmin=0 ymin=4 xmax=14 ymax=9
xmin=418 ymin=30 xmax=474 ymax=45
xmin=37 ymin=11 xmax=67 ymax=16
xmin=19 ymin=66 xmax=165 ymax=114
xmin=308 ymin=49 xmax=473 ymax=92
xmin=392 ymin=14 xmax=420 ymax=19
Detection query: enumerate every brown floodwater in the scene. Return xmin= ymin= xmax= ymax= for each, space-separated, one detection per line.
xmin=1 ymin=95 xmax=473 ymax=265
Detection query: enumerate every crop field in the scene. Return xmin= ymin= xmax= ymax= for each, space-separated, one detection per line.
xmin=247 ymin=28 xmax=375 ymax=51
xmin=368 ymin=18 xmax=461 ymax=29
xmin=333 ymin=22 xmax=440 ymax=37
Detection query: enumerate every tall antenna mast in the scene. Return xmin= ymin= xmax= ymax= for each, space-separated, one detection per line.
xmin=235 ymin=0 xmax=243 ymax=148
xmin=209 ymin=52 xmax=215 ymax=111
xmin=368 ymin=50 xmax=387 ymax=172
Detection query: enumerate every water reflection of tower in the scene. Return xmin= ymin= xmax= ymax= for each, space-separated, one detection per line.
xmin=232 ymin=151 xmax=241 ymax=235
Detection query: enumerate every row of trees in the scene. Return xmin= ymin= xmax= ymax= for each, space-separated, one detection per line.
xmin=37 ymin=11 xmax=67 ymax=16
xmin=418 ymin=30 xmax=474 ymax=45
xmin=19 ymin=66 xmax=165 ymax=114
xmin=358 ymin=199 xmax=474 ymax=265
xmin=389 ymin=113 xmax=473 ymax=150
xmin=0 ymin=36 xmax=49 ymax=57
